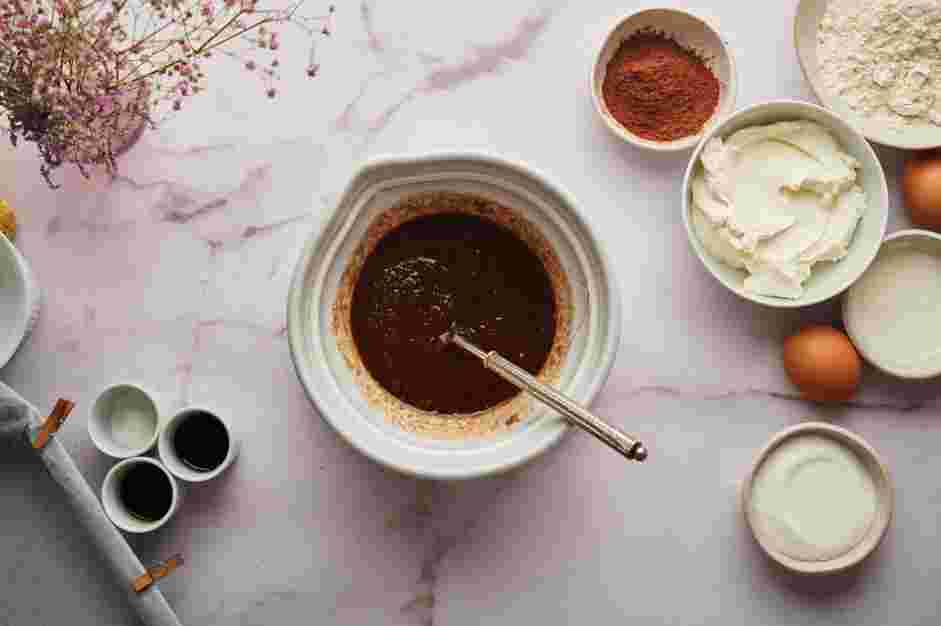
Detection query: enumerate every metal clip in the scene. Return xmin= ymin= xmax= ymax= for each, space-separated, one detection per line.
xmin=31 ymin=399 xmax=75 ymax=450
xmin=133 ymin=554 xmax=184 ymax=593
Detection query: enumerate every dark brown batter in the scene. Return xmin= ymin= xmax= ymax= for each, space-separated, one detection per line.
xmin=350 ymin=212 xmax=557 ymax=414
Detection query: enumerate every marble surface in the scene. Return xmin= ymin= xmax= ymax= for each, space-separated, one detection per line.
xmin=3 ymin=0 xmax=941 ymax=624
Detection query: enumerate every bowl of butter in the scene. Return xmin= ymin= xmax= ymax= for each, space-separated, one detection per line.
xmin=681 ymin=100 xmax=889 ymax=308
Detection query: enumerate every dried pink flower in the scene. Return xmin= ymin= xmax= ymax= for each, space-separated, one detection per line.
xmin=0 ymin=0 xmax=336 ymax=186
xmin=96 ymin=96 xmax=116 ymax=115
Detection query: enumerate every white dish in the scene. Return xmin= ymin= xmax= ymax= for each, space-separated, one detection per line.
xmin=287 ymin=153 xmax=621 ymax=480
xmin=681 ymin=100 xmax=889 ymax=308
xmin=591 ymin=7 xmax=737 ymax=152
xmin=794 ymin=0 xmax=941 ymax=150
xmin=88 ymin=383 xmax=160 ymax=459
xmin=0 ymin=233 xmax=39 ymax=369
xmin=741 ymin=422 xmax=893 ymax=575
xmin=844 ymin=229 xmax=941 ymax=379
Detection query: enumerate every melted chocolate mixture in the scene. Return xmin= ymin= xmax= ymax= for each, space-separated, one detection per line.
xmin=351 ymin=213 xmax=557 ymax=414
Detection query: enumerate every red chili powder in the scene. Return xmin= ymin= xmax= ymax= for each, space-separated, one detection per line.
xmin=601 ymin=31 xmax=721 ymax=142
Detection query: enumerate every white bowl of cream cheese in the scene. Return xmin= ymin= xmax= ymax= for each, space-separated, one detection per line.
xmin=741 ymin=422 xmax=893 ymax=575
xmin=682 ymin=101 xmax=889 ymax=307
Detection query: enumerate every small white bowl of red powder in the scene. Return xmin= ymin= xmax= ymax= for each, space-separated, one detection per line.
xmin=591 ymin=8 xmax=737 ymax=152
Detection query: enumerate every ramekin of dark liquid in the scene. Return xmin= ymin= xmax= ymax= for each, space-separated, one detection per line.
xmin=158 ymin=407 xmax=239 ymax=482
xmin=101 ymin=457 xmax=179 ymax=533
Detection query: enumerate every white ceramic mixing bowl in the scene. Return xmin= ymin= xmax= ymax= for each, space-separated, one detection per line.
xmin=287 ymin=153 xmax=621 ymax=479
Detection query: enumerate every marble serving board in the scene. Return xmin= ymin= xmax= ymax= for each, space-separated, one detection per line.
xmin=2 ymin=1 xmax=940 ymax=625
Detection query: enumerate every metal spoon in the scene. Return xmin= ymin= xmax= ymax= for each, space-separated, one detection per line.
xmin=440 ymin=331 xmax=648 ymax=462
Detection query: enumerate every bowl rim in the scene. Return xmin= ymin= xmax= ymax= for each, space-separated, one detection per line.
xmin=843 ymin=228 xmax=941 ymax=380
xmin=681 ymin=99 xmax=890 ymax=308
xmin=0 ymin=233 xmax=37 ymax=369
xmin=740 ymin=421 xmax=893 ymax=575
xmin=793 ymin=0 xmax=941 ymax=150
xmin=590 ymin=6 xmax=738 ymax=152
xmin=287 ymin=151 xmax=623 ymax=480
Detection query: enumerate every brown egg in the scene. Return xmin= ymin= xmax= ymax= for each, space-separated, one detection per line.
xmin=783 ymin=326 xmax=861 ymax=402
xmin=903 ymin=151 xmax=941 ymax=230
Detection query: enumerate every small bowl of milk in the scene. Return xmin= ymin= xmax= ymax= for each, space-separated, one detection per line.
xmin=741 ymin=422 xmax=893 ymax=574
xmin=844 ymin=229 xmax=941 ymax=379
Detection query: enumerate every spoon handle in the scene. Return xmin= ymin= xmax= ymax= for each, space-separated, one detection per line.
xmin=450 ymin=334 xmax=646 ymax=462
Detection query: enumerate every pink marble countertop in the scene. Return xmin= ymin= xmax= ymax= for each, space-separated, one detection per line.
xmin=3 ymin=1 xmax=940 ymax=624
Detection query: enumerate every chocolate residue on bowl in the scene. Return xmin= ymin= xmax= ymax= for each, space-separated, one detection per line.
xmin=333 ymin=192 xmax=572 ymax=439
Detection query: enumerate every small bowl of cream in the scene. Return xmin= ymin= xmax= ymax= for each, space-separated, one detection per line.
xmin=844 ymin=229 xmax=941 ymax=379
xmin=741 ymin=422 xmax=892 ymax=574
